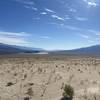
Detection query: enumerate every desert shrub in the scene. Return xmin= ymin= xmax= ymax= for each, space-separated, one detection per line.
xmin=28 ymin=83 xmax=34 ymax=86
xmin=26 ymin=88 xmax=34 ymax=96
xmin=61 ymin=84 xmax=74 ymax=100
xmin=6 ymin=82 xmax=14 ymax=86
xmin=24 ymin=97 xmax=30 ymax=100
xmin=38 ymin=67 xmax=42 ymax=74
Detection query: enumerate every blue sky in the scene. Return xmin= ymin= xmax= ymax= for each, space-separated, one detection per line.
xmin=0 ymin=0 xmax=100 ymax=50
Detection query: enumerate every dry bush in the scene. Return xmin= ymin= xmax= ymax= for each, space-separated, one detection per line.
xmin=26 ymin=88 xmax=34 ymax=97
xmin=61 ymin=84 xmax=74 ymax=100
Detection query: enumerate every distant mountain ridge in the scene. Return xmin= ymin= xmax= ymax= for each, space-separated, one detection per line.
xmin=49 ymin=45 xmax=100 ymax=55
xmin=0 ymin=43 xmax=44 ymax=54
xmin=69 ymin=45 xmax=100 ymax=54
xmin=0 ymin=43 xmax=100 ymax=55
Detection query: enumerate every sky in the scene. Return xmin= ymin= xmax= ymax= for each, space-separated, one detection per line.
xmin=0 ymin=0 xmax=100 ymax=50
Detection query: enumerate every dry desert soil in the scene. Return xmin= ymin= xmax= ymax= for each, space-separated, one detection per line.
xmin=0 ymin=54 xmax=100 ymax=100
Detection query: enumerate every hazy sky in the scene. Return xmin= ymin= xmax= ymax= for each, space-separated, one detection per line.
xmin=0 ymin=0 xmax=100 ymax=50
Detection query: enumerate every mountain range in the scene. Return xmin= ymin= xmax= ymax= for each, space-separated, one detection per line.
xmin=49 ymin=45 xmax=100 ymax=55
xmin=0 ymin=43 xmax=44 ymax=54
xmin=0 ymin=43 xmax=100 ymax=55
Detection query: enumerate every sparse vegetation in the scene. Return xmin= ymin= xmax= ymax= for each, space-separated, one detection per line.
xmin=26 ymin=88 xmax=34 ymax=97
xmin=6 ymin=82 xmax=14 ymax=86
xmin=61 ymin=84 xmax=74 ymax=100
xmin=24 ymin=97 xmax=30 ymax=100
xmin=0 ymin=55 xmax=100 ymax=100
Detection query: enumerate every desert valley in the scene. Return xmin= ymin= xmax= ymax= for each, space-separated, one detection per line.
xmin=0 ymin=54 xmax=100 ymax=100
xmin=1 ymin=0 xmax=100 ymax=100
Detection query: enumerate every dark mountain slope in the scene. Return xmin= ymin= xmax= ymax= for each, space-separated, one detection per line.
xmin=49 ymin=45 xmax=100 ymax=55
xmin=0 ymin=43 xmax=43 ymax=54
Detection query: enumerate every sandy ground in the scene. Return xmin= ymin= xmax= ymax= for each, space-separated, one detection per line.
xmin=0 ymin=54 xmax=100 ymax=100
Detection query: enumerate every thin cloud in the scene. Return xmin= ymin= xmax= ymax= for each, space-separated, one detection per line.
xmin=24 ymin=5 xmax=38 ymax=11
xmin=65 ymin=25 xmax=82 ymax=31
xmin=69 ymin=8 xmax=77 ymax=12
xmin=31 ymin=7 xmax=38 ymax=11
xmin=87 ymin=29 xmax=100 ymax=36
xmin=77 ymin=33 xmax=97 ymax=43
xmin=88 ymin=2 xmax=97 ymax=7
xmin=95 ymin=37 xmax=100 ymax=40
xmin=95 ymin=33 xmax=100 ymax=36
xmin=51 ymin=15 xmax=65 ymax=21
xmin=0 ymin=31 xmax=30 ymax=46
xmin=75 ymin=16 xmax=88 ymax=21
xmin=45 ymin=8 xmax=55 ymax=13
xmin=49 ymin=23 xmax=83 ymax=31
xmin=40 ymin=36 xmax=51 ymax=39
xmin=77 ymin=29 xmax=100 ymax=43
xmin=65 ymin=15 xmax=71 ymax=20
xmin=48 ymin=22 xmax=60 ymax=26
xmin=88 ymin=40 xmax=96 ymax=43
xmin=40 ymin=12 xmax=47 ymax=15
xmin=0 ymin=36 xmax=28 ymax=45
xmin=79 ymin=34 xmax=90 ymax=39
xmin=83 ymin=0 xmax=97 ymax=7
xmin=0 ymin=31 xmax=29 ymax=37
xmin=14 ymin=0 xmax=34 ymax=5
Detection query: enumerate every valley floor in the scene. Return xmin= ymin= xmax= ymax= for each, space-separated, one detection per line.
xmin=0 ymin=54 xmax=100 ymax=100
